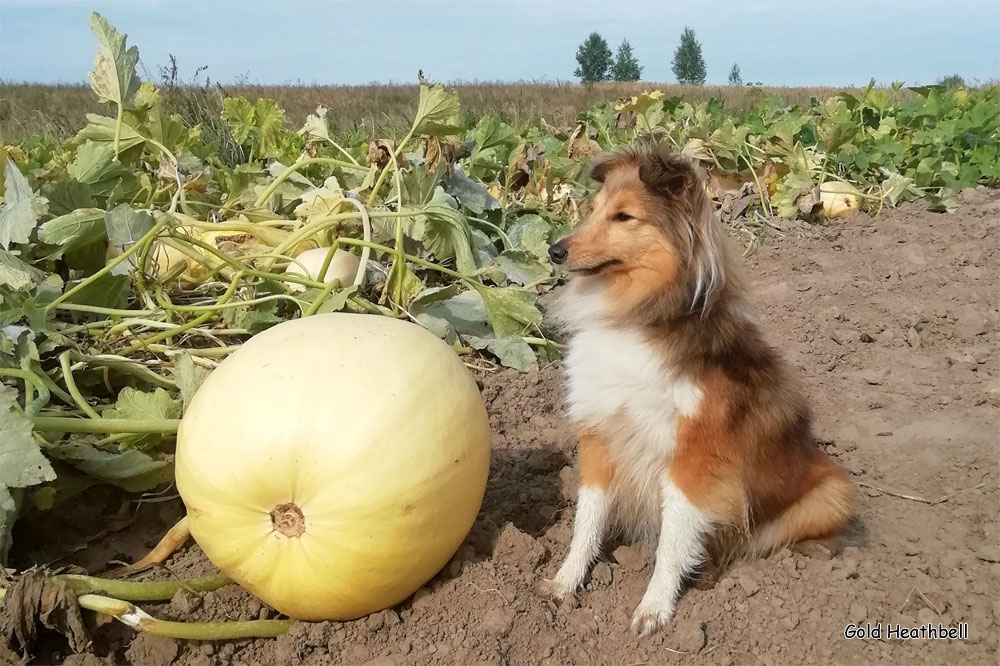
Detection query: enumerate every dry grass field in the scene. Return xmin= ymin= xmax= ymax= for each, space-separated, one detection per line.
xmin=0 ymin=79 xmax=864 ymax=142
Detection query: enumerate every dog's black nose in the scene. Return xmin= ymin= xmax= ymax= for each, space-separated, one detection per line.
xmin=548 ymin=241 xmax=568 ymax=265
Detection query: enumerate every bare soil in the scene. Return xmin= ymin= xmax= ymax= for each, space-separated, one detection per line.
xmin=10 ymin=192 xmax=1000 ymax=666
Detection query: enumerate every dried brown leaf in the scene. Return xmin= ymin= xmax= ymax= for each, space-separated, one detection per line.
xmin=2 ymin=571 xmax=90 ymax=660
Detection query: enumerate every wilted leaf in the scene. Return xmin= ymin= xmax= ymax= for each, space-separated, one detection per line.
xmin=420 ymin=187 xmax=478 ymax=274
xmin=465 ymin=334 xmax=538 ymax=372
xmin=0 ymin=570 xmax=90 ymax=658
xmin=173 ymin=352 xmax=211 ymax=411
xmin=0 ymin=249 xmax=46 ymax=291
xmin=45 ymin=441 xmax=172 ymax=492
xmin=0 ymin=158 xmax=48 ymax=250
xmin=88 ymin=12 xmax=140 ymax=110
xmin=881 ymin=172 xmax=916 ymax=206
xmin=300 ymin=105 xmax=334 ymax=144
xmin=102 ymin=387 xmax=181 ymax=451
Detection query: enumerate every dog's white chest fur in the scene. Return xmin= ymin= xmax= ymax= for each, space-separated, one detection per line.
xmin=563 ymin=325 xmax=703 ymax=463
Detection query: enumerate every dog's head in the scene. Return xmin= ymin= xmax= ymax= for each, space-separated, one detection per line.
xmin=548 ymin=143 xmax=726 ymax=320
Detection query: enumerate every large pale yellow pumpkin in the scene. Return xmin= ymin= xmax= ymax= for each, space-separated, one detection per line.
xmin=175 ymin=313 xmax=491 ymax=621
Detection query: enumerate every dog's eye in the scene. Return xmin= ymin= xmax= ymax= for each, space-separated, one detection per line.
xmin=613 ymin=211 xmax=633 ymax=222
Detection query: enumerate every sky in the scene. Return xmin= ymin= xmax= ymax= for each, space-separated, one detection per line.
xmin=1 ymin=0 xmax=998 ymax=87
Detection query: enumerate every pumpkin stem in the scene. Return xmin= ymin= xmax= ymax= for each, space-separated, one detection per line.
xmin=271 ymin=503 xmax=305 ymax=537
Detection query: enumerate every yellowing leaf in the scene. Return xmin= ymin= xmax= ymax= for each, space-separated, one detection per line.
xmin=412 ymin=79 xmax=462 ymax=137
xmin=87 ymin=13 xmax=140 ymax=110
xmin=254 ymin=98 xmax=286 ymax=158
xmin=222 ymin=97 xmax=255 ymax=144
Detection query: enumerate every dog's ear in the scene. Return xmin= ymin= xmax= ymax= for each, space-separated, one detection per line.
xmin=589 ymin=151 xmax=623 ymax=183
xmin=637 ymin=146 xmax=697 ymax=198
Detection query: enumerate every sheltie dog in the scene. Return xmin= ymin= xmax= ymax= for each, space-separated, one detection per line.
xmin=533 ymin=142 xmax=853 ymax=636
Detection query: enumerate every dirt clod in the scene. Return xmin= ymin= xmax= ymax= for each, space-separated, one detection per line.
xmin=611 ymin=545 xmax=649 ymax=571
xmin=124 ymin=634 xmax=178 ymax=666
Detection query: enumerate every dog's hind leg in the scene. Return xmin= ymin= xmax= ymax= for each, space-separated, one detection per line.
xmin=750 ymin=459 xmax=853 ymax=557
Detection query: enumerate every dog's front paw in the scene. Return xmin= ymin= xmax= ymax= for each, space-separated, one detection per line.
xmin=630 ymin=602 xmax=675 ymax=637
xmin=532 ymin=577 xmax=576 ymax=605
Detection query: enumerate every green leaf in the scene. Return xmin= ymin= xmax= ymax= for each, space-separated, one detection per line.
xmin=103 ymin=387 xmax=181 ymax=451
xmin=0 ymin=384 xmax=57 ymax=551
xmin=420 ymin=187 xmax=478 ymax=274
xmin=0 ymin=249 xmax=46 ymax=291
xmin=43 ymin=180 xmax=96 ymax=216
xmin=492 ymin=250 xmax=551 ymax=286
xmin=410 ymin=287 xmax=491 ymax=340
xmin=173 ymin=353 xmax=210 ymax=412
xmin=473 ymin=284 xmax=542 ymax=338
xmin=473 ymin=115 xmax=518 ymax=153
xmin=104 ymin=204 xmax=154 ymax=275
xmin=412 ymin=80 xmax=462 ymax=137
xmin=226 ymin=303 xmax=282 ymax=333
xmin=76 ymin=114 xmax=146 ymax=153
xmin=222 ymin=97 xmax=255 ymax=144
xmin=444 ymin=167 xmax=500 ymax=215
xmin=38 ymin=208 xmax=107 ymax=253
xmin=820 ymin=121 xmax=859 ymax=154
xmin=87 ymin=12 xmax=140 ymax=110
xmin=69 ymin=142 xmax=126 ymax=185
xmin=0 ymin=157 xmax=48 ymax=249
xmin=385 ymin=260 xmax=424 ymax=308
xmin=311 ymin=285 xmax=359 ymax=315
xmin=507 ymin=214 xmax=553 ymax=261
xmin=465 ymin=334 xmax=538 ymax=372
xmin=64 ymin=273 xmax=130 ymax=310
xmin=45 ymin=442 xmax=172 ymax=493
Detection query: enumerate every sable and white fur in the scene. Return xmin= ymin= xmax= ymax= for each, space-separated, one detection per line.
xmin=533 ymin=143 xmax=853 ymax=636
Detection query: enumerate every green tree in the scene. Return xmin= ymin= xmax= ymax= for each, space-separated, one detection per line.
xmin=938 ymin=74 xmax=966 ymax=89
xmin=671 ymin=27 xmax=707 ymax=85
xmin=574 ymin=32 xmax=613 ymax=84
xmin=728 ymin=63 xmax=742 ymax=85
xmin=611 ymin=39 xmax=643 ymax=81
